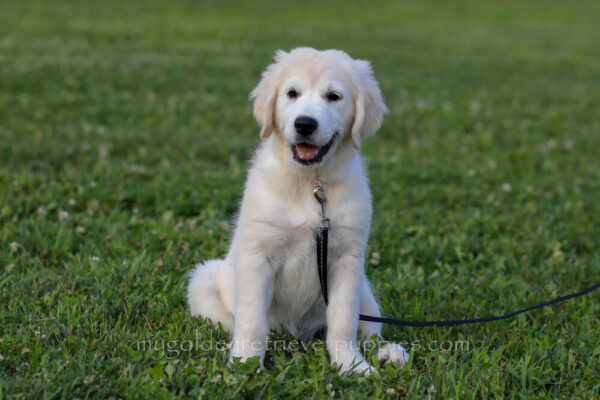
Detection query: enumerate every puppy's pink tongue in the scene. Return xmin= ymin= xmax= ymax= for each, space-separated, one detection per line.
xmin=296 ymin=144 xmax=320 ymax=160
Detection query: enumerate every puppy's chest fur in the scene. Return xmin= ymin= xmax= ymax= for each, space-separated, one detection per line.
xmin=254 ymin=182 xmax=361 ymax=335
xmin=266 ymin=190 xmax=337 ymax=300
xmin=268 ymin=220 xmax=324 ymax=334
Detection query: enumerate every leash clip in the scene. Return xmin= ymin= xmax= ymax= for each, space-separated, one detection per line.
xmin=313 ymin=181 xmax=326 ymax=205
xmin=313 ymin=179 xmax=329 ymax=228
xmin=313 ymin=178 xmax=330 ymax=229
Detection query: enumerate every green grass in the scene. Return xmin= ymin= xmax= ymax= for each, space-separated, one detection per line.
xmin=1 ymin=0 xmax=600 ymax=398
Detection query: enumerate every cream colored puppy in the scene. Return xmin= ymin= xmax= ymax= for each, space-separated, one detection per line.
xmin=188 ymin=47 xmax=408 ymax=374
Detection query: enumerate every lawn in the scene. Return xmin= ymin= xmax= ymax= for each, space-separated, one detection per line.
xmin=1 ymin=0 xmax=599 ymax=398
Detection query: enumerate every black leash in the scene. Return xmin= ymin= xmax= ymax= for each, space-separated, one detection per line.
xmin=312 ymin=179 xmax=600 ymax=327
xmin=357 ymin=281 xmax=600 ymax=327
xmin=313 ymin=179 xmax=330 ymax=305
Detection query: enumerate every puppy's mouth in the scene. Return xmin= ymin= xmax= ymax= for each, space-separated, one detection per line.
xmin=291 ymin=134 xmax=337 ymax=165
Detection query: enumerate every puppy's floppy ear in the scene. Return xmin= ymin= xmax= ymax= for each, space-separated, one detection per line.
xmin=350 ymin=59 xmax=389 ymax=149
xmin=250 ymin=50 xmax=288 ymax=140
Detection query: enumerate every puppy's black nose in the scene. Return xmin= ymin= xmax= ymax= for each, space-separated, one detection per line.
xmin=294 ymin=116 xmax=318 ymax=136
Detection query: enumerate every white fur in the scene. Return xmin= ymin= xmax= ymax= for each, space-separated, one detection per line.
xmin=188 ymin=47 xmax=408 ymax=374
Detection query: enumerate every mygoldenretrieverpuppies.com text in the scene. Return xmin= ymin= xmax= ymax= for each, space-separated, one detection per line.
xmin=134 ymin=331 xmax=470 ymax=360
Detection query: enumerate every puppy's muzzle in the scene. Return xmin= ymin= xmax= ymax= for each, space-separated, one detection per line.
xmin=294 ymin=115 xmax=318 ymax=137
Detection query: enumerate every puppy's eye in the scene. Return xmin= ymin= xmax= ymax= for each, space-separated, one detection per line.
xmin=325 ymin=92 xmax=342 ymax=102
xmin=287 ymin=89 xmax=298 ymax=99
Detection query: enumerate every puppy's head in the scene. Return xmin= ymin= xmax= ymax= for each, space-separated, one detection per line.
xmin=251 ymin=47 xmax=388 ymax=167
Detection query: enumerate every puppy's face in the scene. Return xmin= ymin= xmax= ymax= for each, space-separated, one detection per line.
xmin=277 ymin=73 xmax=351 ymax=165
xmin=251 ymin=48 xmax=388 ymax=168
xmin=275 ymin=65 xmax=354 ymax=165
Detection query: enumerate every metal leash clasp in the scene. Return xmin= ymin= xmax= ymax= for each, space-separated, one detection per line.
xmin=313 ymin=178 xmax=330 ymax=229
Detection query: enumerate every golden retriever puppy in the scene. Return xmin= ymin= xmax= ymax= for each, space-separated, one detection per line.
xmin=188 ymin=47 xmax=408 ymax=374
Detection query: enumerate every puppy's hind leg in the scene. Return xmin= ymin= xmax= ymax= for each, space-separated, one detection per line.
xmin=359 ymin=280 xmax=409 ymax=367
xmin=187 ymin=260 xmax=234 ymax=333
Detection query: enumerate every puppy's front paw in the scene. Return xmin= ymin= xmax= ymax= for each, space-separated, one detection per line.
xmin=228 ymin=341 xmax=265 ymax=371
xmin=331 ymin=351 xmax=376 ymax=376
xmin=228 ymin=354 xmax=265 ymax=373
xmin=347 ymin=359 xmax=377 ymax=376
xmin=377 ymin=342 xmax=409 ymax=367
